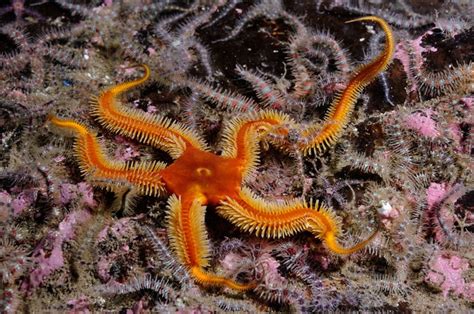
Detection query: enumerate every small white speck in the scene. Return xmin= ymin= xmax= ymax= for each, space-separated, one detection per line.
xmin=248 ymin=48 xmax=252 ymax=51
xmin=378 ymin=201 xmax=392 ymax=215
xmin=359 ymin=37 xmax=365 ymax=42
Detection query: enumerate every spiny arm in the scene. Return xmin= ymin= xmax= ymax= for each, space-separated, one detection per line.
xmin=299 ymin=16 xmax=395 ymax=155
xmin=235 ymin=65 xmax=285 ymax=109
xmin=90 ymin=65 xmax=208 ymax=158
xmin=166 ymin=194 xmax=254 ymax=291
xmin=48 ymin=115 xmax=166 ymax=197
xmin=217 ymin=187 xmax=378 ymax=255
xmin=220 ymin=110 xmax=294 ymax=181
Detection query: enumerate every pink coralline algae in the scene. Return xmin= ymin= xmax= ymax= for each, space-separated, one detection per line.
xmin=403 ymin=109 xmax=440 ymax=139
xmin=0 ymin=189 xmax=37 ymax=217
xmin=425 ymin=252 xmax=474 ymax=301
xmin=96 ymin=216 xmax=138 ymax=242
xmin=23 ymin=209 xmax=92 ymax=291
xmin=257 ymin=253 xmax=287 ymax=289
xmin=96 ymin=216 xmax=140 ymax=282
xmin=66 ymin=295 xmax=90 ymax=314
xmin=220 ymin=252 xmax=242 ymax=274
xmin=59 ymin=182 xmax=96 ymax=208
xmin=10 ymin=190 xmax=36 ymax=216
xmin=426 ymin=182 xmax=448 ymax=209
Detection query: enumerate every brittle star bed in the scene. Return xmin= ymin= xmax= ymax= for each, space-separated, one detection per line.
xmin=48 ymin=16 xmax=394 ymax=291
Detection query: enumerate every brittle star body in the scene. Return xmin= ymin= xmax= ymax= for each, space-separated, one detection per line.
xmin=48 ymin=16 xmax=394 ymax=291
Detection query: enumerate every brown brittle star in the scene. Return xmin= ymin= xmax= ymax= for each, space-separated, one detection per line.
xmin=47 ymin=16 xmax=394 ymax=291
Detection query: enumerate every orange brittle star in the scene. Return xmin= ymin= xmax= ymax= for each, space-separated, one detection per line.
xmin=48 ymin=16 xmax=394 ymax=291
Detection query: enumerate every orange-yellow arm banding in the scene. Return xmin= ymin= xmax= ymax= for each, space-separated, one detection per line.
xmin=217 ymin=187 xmax=377 ymax=254
xmin=166 ymin=194 xmax=254 ymax=290
xmin=48 ymin=115 xmax=166 ymax=197
xmin=90 ymin=64 xmax=208 ymax=158
xmin=299 ymin=16 xmax=395 ymax=155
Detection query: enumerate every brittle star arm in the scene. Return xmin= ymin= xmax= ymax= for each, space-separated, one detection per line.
xmin=90 ymin=64 xmax=208 ymax=159
xmin=166 ymin=194 xmax=255 ymax=291
xmin=217 ymin=187 xmax=378 ymax=254
xmin=297 ymin=16 xmax=395 ymax=155
xmin=220 ymin=110 xmax=295 ymax=180
xmin=48 ymin=115 xmax=166 ymax=197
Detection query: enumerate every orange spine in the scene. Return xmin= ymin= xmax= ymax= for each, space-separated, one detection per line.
xmin=48 ymin=115 xmax=165 ymax=196
xmin=90 ymin=65 xmax=206 ymax=155
xmin=220 ymin=111 xmax=293 ymax=179
xmin=167 ymin=195 xmax=254 ymax=290
xmin=218 ymin=189 xmax=376 ymax=254
xmin=190 ymin=267 xmax=255 ymax=291
xmin=300 ymin=16 xmax=395 ymax=155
